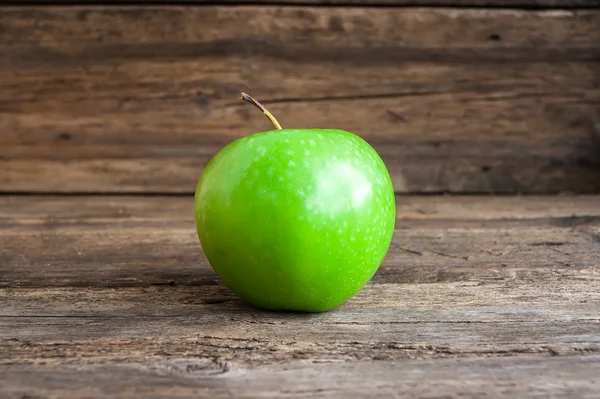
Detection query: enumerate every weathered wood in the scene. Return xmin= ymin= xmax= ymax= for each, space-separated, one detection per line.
xmin=1 ymin=195 xmax=599 ymax=288
xmin=1 ymin=356 xmax=599 ymax=399
xmin=1 ymin=195 xmax=599 ymax=397
xmin=3 ymin=281 xmax=600 ymax=341
xmin=11 ymin=0 xmax=600 ymax=7
xmin=1 ymin=281 xmax=599 ymax=397
xmin=2 ymin=278 xmax=599 ymax=396
xmin=1 ymin=6 xmax=599 ymax=194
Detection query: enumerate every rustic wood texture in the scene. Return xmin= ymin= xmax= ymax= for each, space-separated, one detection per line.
xmin=13 ymin=1 xmax=600 ymax=7
xmin=1 ymin=195 xmax=599 ymax=397
xmin=1 ymin=6 xmax=599 ymax=194
xmin=1 ymin=357 xmax=599 ymax=399
xmin=1 ymin=195 xmax=599 ymax=287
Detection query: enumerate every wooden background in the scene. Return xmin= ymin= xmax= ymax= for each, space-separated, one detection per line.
xmin=1 ymin=0 xmax=599 ymax=194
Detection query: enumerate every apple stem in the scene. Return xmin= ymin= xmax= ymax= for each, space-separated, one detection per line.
xmin=240 ymin=92 xmax=282 ymax=130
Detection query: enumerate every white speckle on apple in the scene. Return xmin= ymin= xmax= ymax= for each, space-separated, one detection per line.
xmin=286 ymin=150 xmax=294 ymax=156
xmin=304 ymin=150 xmax=310 ymax=156
xmin=278 ymin=176 xmax=284 ymax=182
xmin=288 ymin=161 xmax=296 ymax=167
xmin=309 ymin=139 xmax=316 ymax=146
xmin=257 ymin=147 xmax=266 ymax=155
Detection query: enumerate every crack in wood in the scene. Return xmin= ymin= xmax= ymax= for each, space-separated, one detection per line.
xmin=227 ymin=91 xmax=445 ymax=107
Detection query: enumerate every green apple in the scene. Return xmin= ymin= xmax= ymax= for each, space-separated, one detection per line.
xmin=194 ymin=93 xmax=395 ymax=312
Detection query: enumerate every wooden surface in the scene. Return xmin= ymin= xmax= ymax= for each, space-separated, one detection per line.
xmin=12 ymin=1 xmax=600 ymax=7
xmin=1 ymin=195 xmax=599 ymax=397
xmin=1 ymin=6 xmax=599 ymax=194
xmin=2 ymin=1 xmax=599 ymax=396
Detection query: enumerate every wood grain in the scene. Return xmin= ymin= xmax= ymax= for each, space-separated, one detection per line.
xmin=1 ymin=356 xmax=598 ymax=399
xmin=1 ymin=194 xmax=600 ymax=397
xmin=1 ymin=195 xmax=599 ymax=288
xmin=1 ymin=6 xmax=599 ymax=194
xmin=11 ymin=0 xmax=600 ymax=7
xmin=3 ymin=281 xmax=600 ymax=341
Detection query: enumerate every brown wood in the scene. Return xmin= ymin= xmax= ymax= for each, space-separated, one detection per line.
xmin=1 ymin=6 xmax=599 ymax=194
xmin=1 ymin=195 xmax=599 ymax=287
xmin=11 ymin=0 xmax=600 ymax=7
xmin=1 ymin=195 xmax=599 ymax=397
xmin=1 ymin=357 xmax=599 ymax=399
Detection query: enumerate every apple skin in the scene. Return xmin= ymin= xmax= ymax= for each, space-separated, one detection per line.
xmin=194 ymin=128 xmax=395 ymax=312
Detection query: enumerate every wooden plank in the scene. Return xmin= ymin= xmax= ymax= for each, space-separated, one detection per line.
xmin=9 ymin=0 xmax=600 ymax=7
xmin=1 ymin=195 xmax=598 ymax=288
xmin=1 ymin=356 xmax=598 ymax=399
xmin=1 ymin=270 xmax=599 ymax=393
xmin=1 ymin=270 xmax=599 ymax=396
xmin=1 ymin=7 xmax=599 ymax=194
xmin=0 ymin=283 xmax=599 ymax=398
xmin=2 ymin=282 xmax=600 ymax=341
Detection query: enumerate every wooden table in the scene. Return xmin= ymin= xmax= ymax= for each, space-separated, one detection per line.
xmin=2 ymin=194 xmax=599 ymax=397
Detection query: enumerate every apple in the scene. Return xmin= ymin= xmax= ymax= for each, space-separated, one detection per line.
xmin=194 ymin=93 xmax=395 ymax=312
